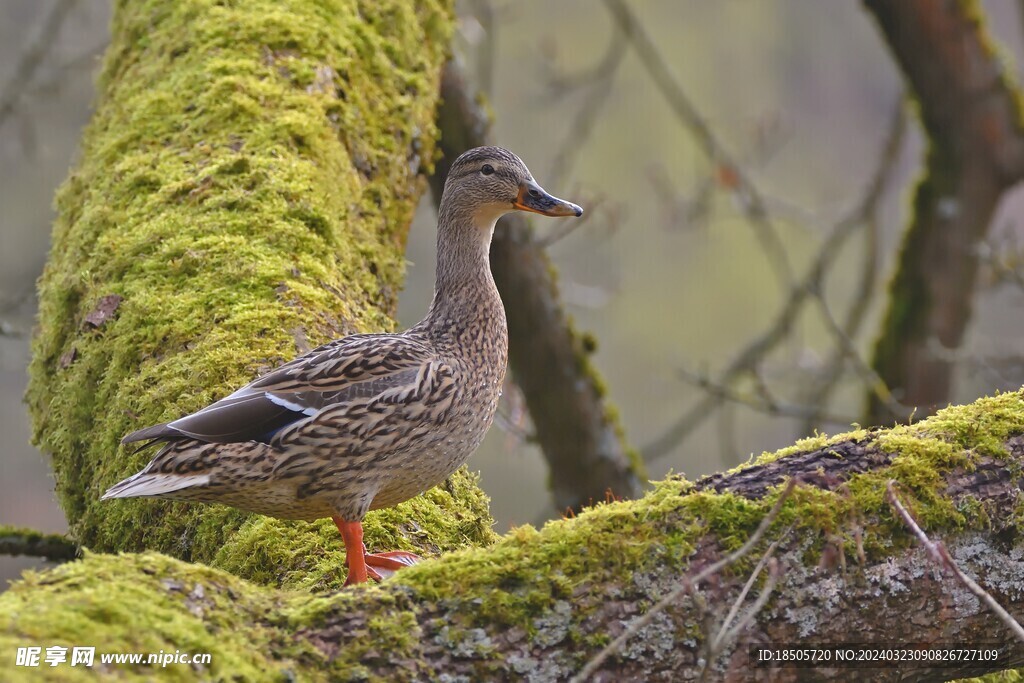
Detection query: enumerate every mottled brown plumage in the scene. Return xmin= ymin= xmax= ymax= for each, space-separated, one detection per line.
xmin=103 ymin=146 xmax=582 ymax=585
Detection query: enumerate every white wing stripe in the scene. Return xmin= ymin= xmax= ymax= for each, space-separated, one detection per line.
xmin=266 ymin=393 xmax=318 ymax=416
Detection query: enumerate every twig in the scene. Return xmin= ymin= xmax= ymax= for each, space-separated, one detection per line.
xmin=643 ymin=95 xmax=908 ymax=463
xmin=721 ymin=558 xmax=780 ymax=644
xmin=710 ymin=534 xmax=785 ymax=652
xmin=572 ymin=478 xmax=797 ymax=682
xmin=0 ymin=0 xmax=77 ymax=129
xmin=464 ymin=0 xmax=496 ymax=97
xmin=811 ymin=293 xmax=903 ymax=418
xmin=602 ymin=0 xmax=794 ymax=291
xmin=540 ymin=22 xmax=626 ymax=93
xmin=800 ymin=98 xmax=907 ymax=432
xmin=647 ymin=163 xmax=714 ymax=230
xmin=700 ymin=557 xmax=782 ymax=682
xmin=0 ymin=526 xmax=79 ymax=563
xmin=677 ymin=366 xmax=857 ymax=426
xmin=544 ymin=28 xmax=626 ymax=189
xmin=886 ymin=481 xmax=1024 ymax=645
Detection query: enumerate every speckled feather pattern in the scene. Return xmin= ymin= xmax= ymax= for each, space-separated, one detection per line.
xmin=109 ymin=313 xmax=506 ymax=521
xmin=102 ymin=147 xmax=541 ymax=523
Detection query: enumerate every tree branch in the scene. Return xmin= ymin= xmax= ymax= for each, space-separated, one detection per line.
xmin=643 ymin=99 xmax=908 ymax=462
xmin=573 ymin=479 xmax=797 ymax=682
xmin=602 ymin=0 xmax=794 ymax=291
xmin=4 ymin=391 xmax=1024 ymax=680
xmin=0 ymin=526 xmax=78 ymax=563
xmin=865 ymin=0 xmax=1024 ymax=423
xmin=0 ymin=0 xmax=76 ymax=130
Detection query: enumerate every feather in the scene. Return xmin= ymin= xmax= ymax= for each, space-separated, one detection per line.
xmin=101 ymin=473 xmax=210 ymax=499
xmin=123 ymin=336 xmax=436 ymax=446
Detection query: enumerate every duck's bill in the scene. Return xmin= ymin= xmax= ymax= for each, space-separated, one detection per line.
xmin=513 ymin=180 xmax=583 ymax=217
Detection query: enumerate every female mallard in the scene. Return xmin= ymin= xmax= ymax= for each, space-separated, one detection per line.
xmin=103 ymin=146 xmax=582 ymax=586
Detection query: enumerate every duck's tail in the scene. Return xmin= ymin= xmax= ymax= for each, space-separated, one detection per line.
xmin=101 ymin=472 xmax=210 ymax=500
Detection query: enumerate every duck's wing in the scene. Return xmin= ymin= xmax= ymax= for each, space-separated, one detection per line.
xmin=122 ymin=334 xmax=438 ymax=445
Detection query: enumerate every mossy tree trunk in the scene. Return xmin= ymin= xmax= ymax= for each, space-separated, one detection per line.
xmin=23 ymin=0 xmax=503 ymax=592
xmin=4 ymin=392 xmax=1024 ymax=680
xmin=864 ymin=0 xmax=1024 ymax=425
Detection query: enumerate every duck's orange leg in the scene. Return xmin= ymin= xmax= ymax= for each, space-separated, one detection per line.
xmin=333 ymin=517 xmax=422 ymax=586
xmin=334 ymin=517 xmax=369 ymax=586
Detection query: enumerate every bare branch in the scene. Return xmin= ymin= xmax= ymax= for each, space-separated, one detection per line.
xmin=0 ymin=526 xmax=78 ymax=563
xmin=0 ymin=0 xmax=77 ymax=129
xmin=602 ymin=0 xmax=794 ymax=290
xmin=710 ymin=535 xmax=786 ymax=651
xmin=677 ymin=366 xmax=857 ymax=426
xmin=886 ymin=481 xmax=1024 ymax=645
xmin=539 ymin=21 xmax=626 ymax=93
xmin=543 ymin=27 xmax=626 ymax=189
xmin=643 ymin=95 xmax=909 ymax=463
xmin=720 ymin=557 xmax=780 ymax=645
xmin=800 ymin=98 xmax=907 ymax=432
xmin=572 ymin=478 xmax=797 ymax=682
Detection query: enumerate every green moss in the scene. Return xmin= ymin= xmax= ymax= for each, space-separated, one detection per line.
xmin=748 ymin=392 xmax=1024 ymax=559
xmin=0 ymin=553 xmax=293 ymax=682
xmin=0 ymin=526 xmax=78 ymax=562
xmin=396 ymin=390 xmax=1024 ymax=628
xmin=3 ymin=390 xmax=1024 ymax=677
xmin=25 ymin=0 xmax=473 ymax=584
xmin=565 ymin=316 xmax=648 ymax=482
xmin=208 ymin=467 xmax=498 ymax=590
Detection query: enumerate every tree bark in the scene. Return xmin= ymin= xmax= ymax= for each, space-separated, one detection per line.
xmin=22 ymin=0 xmax=502 ymax=592
xmin=864 ymin=0 xmax=1024 ymax=424
xmin=4 ymin=391 xmax=1024 ymax=680
xmin=430 ymin=59 xmax=644 ymax=512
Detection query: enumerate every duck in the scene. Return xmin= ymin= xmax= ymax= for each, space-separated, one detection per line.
xmin=103 ymin=146 xmax=583 ymax=586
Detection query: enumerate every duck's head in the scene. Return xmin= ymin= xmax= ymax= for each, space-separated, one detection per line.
xmin=442 ymin=146 xmax=583 ymax=226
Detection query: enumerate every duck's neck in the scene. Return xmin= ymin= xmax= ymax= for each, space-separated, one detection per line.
xmin=421 ymin=202 xmax=504 ymax=330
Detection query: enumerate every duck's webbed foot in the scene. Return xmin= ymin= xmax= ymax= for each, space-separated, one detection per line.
xmin=333 ymin=516 xmax=421 ymax=587
xmin=364 ymin=550 xmax=421 ymax=581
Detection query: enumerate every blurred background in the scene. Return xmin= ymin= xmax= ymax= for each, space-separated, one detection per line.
xmin=5 ymin=0 xmax=1024 ymax=587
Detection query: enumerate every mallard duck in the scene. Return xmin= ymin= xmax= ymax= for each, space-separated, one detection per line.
xmin=103 ymin=146 xmax=582 ymax=586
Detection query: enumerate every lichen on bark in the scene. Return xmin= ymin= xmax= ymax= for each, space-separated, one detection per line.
xmin=23 ymin=0 xmax=493 ymax=589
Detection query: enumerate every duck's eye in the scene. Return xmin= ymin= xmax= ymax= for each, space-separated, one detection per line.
xmin=481 ymin=164 xmax=495 ymax=176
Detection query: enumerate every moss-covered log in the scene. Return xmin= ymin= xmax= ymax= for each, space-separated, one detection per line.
xmin=4 ymin=392 xmax=1024 ymax=680
xmin=23 ymin=0 xmax=504 ymax=591
xmin=0 ymin=526 xmax=78 ymax=563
